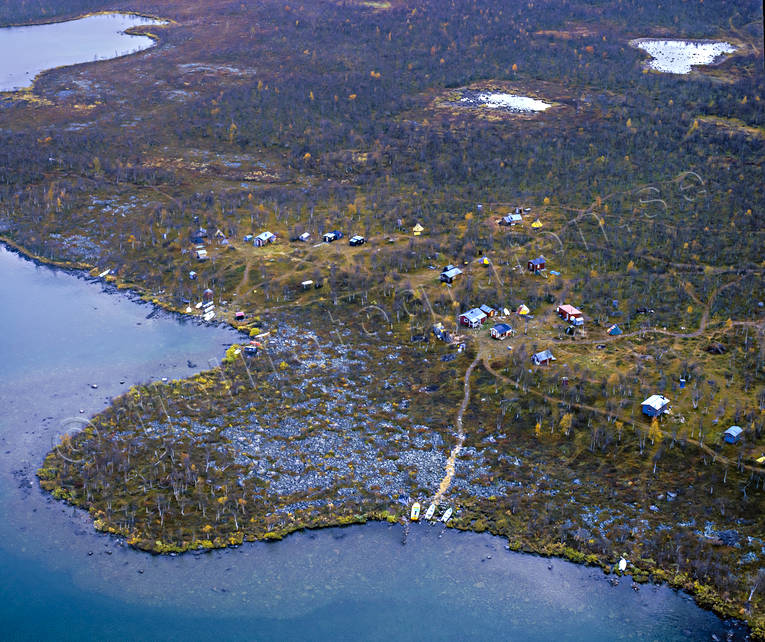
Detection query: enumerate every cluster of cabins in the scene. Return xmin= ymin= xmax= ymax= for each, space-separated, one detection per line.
xmin=437 ymin=250 xmax=753 ymax=450
xmin=191 ymin=227 xmax=227 ymax=245
xmin=195 ymin=228 xmax=277 ymax=261
xmin=456 ymin=302 xmax=557 ymax=363
xmin=195 ymin=228 xmax=369 ymax=261
xmin=192 ymin=227 xmax=232 ymax=261
xmin=188 ymin=232 xmax=756 ymax=453
xmin=244 ymin=229 xmax=366 ymax=245
xmin=441 ymin=253 xmax=549 ymax=284
xmin=459 ymin=305 xmax=497 ymax=328
xmin=450 ymin=297 xmax=591 ymax=365
xmin=458 ymin=305 xmax=514 ymax=340
xmin=456 ymin=299 xmax=587 ymax=342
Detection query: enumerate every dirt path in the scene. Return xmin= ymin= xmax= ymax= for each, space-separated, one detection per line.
xmin=432 ymin=355 xmax=481 ymax=504
xmin=234 ymin=256 xmax=252 ymax=299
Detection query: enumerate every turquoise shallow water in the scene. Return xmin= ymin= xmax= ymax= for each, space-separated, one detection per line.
xmin=0 ymin=12 xmax=164 ymax=91
xmin=0 ymin=245 xmax=744 ymax=640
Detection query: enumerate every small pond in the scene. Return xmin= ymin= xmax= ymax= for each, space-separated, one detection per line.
xmin=0 ymin=12 xmax=166 ymax=92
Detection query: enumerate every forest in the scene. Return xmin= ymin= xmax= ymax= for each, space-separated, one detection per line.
xmin=0 ymin=0 xmax=762 ymax=635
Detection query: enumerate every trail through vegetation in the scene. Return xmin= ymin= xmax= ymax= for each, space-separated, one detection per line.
xmin=433 ymin=355 xmax=480 ymax=504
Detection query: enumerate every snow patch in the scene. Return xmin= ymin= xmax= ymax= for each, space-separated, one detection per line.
xmin=461 ymin=92 xmax=551 ymax=112
xmin=631 ymin=39 xmax=736 ymax=74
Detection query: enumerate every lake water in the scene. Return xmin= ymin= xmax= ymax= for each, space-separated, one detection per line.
xmin=630 ymin=39 xmax=737 ymax=74
xmin=0 ymin=13 xmax=166 ymax=92
xmin=0 ymin=245 xmax=744 ymax=640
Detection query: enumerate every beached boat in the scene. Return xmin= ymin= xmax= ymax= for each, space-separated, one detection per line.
xmin=441 ymin=507 xmax=453 ymax=523
xmin=410 ymin=502 xmax=421 ymax=521
xmin=424 ymin=503 xmax=436 ymax=520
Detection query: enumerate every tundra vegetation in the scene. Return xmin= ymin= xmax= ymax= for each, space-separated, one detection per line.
xmin=0 ymin=0 xmax=762 ymax=635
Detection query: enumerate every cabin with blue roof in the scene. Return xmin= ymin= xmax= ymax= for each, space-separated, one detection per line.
xmin=527 ymin=257 xmax=546 ymax=273
xmin=723 ymin=426 xmax=743 ymax=444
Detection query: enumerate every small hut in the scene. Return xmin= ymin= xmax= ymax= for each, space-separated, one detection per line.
xmin=490 ymin=323 xmax=513 ymax=340
xmin=254 ymin=231 xmax=277 ymax=247
xmin=641 ymin=395 xmax=670 ymax=417
xmin=557 ymin=304 xmax=582 ymax=322
xmin=723 ymin=426 xmax=743 ymax=444
xmin=532 ymin=349 xmax=555 ymax=365
xmin=440 ymin=267 xmax=463 ymax=284
xmin=527 ymin=257 xmax=546 ymax=273
xmin=459 ymin=308 xmax=487 ymax=328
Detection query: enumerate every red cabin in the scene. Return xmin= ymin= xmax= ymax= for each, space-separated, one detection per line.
xmin=556 ymin=304 xmax=582 ymax=322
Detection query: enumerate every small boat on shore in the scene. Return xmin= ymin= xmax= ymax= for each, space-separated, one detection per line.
xmin=424 ymin=503 xmax=437 ymax=520
xmin=441 ymin=507 xmax=453 ymax=523
xmin=410 ymin=502 xmax=421 ymax=521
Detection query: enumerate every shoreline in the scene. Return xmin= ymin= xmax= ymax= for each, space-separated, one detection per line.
xmin=0 ymin=9 xmax=173 ymax=30
xmin=43 ymin=474 xmax=760 ymax=639
xmin=0 ymin=236 xmax=241 ymax=332
xmin=2 ymin=236 xmax=759 ymax=638
xmin=0 ymin=11 xmax=170 ymax=95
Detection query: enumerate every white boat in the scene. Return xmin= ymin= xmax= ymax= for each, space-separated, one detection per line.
xmin=410 ymin=502 xmax=421 ymax=521
xmin=424 ymin=503 xmax=437 ymax=520
xmin=441 ymin=507 xmax=453 ymax=523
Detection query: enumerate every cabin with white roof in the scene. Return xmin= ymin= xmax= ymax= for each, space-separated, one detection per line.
xmin=641 ymin=395 xmax=670 ymax=417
